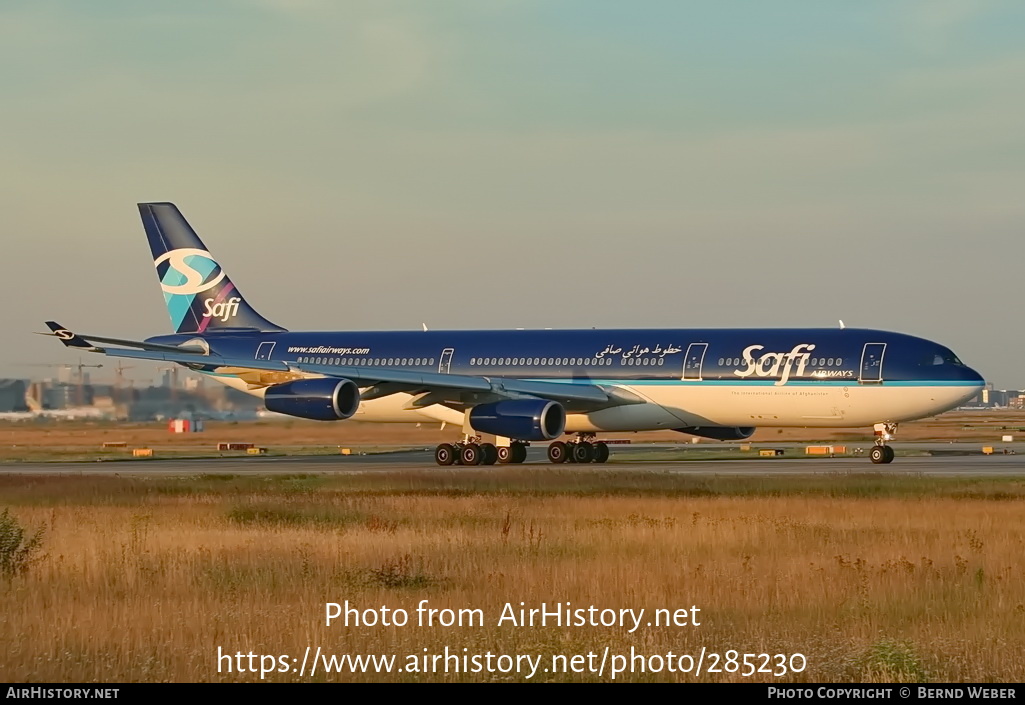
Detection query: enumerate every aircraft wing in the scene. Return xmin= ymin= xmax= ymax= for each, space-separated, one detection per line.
xmin=43 ymin=322 xmax=644 ymax=412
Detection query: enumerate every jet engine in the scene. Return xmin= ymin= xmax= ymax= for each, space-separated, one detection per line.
xmin=264 ymin=378 xmax=360 ymax=421
xmin=469 ymin=399 xmax=566 ymax=441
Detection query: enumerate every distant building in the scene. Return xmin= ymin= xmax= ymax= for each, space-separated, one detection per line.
xmin=0 ymin=379 xmax=28 ymax=412
xmin=962 ymin=388 xmax=1025 ymax=409
xmin=42 ymin=383 xmax=94 ymax=409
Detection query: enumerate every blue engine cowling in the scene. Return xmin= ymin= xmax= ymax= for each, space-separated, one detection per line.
xmin=469 ymin=399 xmax=566 ymax=441
xmin=674 ymin=426 xmax=756 ymax=441
xmin=264 ymin=378 xmax=360 ymax=421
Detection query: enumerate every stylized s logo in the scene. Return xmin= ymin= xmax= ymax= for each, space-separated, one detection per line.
xmin=154 ymin=248 xmax=226 ymax=296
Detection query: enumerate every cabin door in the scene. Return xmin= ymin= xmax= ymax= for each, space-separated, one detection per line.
xmin=438 ymin=348 xmax=454 ymax=374
xmin=682 ymin=343 xmax=708 ymax=381
xmin=859 ymin=343 xmax=886 ymax=383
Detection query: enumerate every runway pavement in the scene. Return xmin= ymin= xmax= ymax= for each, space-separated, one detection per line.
xmin=3 ymin=444 xmax=1024 ymax=476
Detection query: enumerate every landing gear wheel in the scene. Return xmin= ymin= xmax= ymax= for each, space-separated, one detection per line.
xmin=548 ymin=441 xmax=568 ymax=464
xmin=480 ymin=443 xmax=498 ymax=466
xmin=498 ymin=443 xmax=528 ymax=464
xmin=435 ymin=443 xmax=456 ymax=466
xmin=870 ymin=446 xmax=894 ymax=464
xmin=512 ymin=443 xmax=527 ymax=464
xmin=460 ymin=443 xmax=482 ymax=466
xmin=593 ymin=442 xmax=610 ymax=464
xmin=571 ymin=442 xmax=594 ymax=464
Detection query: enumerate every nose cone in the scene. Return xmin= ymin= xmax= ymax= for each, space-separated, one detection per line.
xmin=960 ymin=364 xmax=986 ymax=387
xmin=952 ymin=364 xmax=986 ymax=407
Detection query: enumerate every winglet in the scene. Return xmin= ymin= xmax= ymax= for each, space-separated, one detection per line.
xmin=43 ymin=321 xmax=103 ymax=351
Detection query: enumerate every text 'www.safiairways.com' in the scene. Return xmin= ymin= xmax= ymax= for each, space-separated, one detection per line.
xmin=217 ymin=646 xmax=806 ymax=680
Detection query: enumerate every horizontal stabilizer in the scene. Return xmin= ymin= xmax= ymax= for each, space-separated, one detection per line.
xmin=42 ymin=321 xmax=99 ymax=351
xmin=40 ymin=322 xmax=207 ymax=354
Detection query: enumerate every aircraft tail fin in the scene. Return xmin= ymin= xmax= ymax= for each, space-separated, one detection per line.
xmin=139 ymin=202 xmax=285 ymax=334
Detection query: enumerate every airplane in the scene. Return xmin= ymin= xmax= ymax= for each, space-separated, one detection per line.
xmin=44 ymin=202 xmax=985 ymax=466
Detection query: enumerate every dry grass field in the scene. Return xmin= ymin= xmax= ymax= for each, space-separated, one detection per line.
xmin=2 ymin=410 xmax=1024 ymax=463
xmin=3 ymin=470 xmax=1025 ymax=682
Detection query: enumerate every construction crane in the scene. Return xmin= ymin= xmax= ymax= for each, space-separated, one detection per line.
xmin=15 ymin=359 xmax=103 ymax=407
xmin=112 ymin=362 xmax=134 ymax=405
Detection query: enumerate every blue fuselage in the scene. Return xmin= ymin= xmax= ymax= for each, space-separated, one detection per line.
xmin=149 ymin=327 xmax=983 ymax=390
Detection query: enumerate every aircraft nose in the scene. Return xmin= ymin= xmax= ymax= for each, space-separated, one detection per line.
xmin=967 ymin=365 xmax=985 ymax=386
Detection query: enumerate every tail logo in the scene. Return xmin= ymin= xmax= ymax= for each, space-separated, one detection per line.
xmin=154 ymin=248 xmax=226 ymax=296
xmin=203 ymin=296 xmax=242 ymax=322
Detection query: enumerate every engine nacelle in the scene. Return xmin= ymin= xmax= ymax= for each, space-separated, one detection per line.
xmin=264 ymin=378 xmax=360 ymax=421
xmin=675 ymin=426 xmax=756 ymax=441
xmin=469 ymin=399 xmax=566 ymax=441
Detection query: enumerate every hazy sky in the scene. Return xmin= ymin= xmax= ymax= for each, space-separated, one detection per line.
xmin=2 ymin=1 xmax=1024 ymax=387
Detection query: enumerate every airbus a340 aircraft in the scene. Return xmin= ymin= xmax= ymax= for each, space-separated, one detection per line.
xmin=46 ymin=203 xmax=984 ymax=465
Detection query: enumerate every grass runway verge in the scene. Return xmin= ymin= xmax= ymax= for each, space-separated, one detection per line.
xmin=2 ymin=470 xmax=1024 ymax=682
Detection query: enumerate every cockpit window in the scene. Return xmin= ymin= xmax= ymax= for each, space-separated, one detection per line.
xmin=924 ymin=349 xmax=963 ymax=366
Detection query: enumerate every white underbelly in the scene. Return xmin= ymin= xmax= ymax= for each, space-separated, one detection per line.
xmin=206 ymin=372 xmax=979 ymax=432
xmin=637 ymin=382 xmax=979 ymax=427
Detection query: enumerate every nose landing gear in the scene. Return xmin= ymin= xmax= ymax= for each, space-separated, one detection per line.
xmin=869 ymin=422 xmax=898 ymax=464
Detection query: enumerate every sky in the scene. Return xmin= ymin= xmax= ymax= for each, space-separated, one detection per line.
xmin=2 ymin=0 xmax=1024 ymax=387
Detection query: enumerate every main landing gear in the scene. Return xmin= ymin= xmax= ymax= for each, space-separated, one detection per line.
xmin=869 ymin=422 xmax=898 ymax=464
xmin=433 ymin=435 xmax=611 ymax=466
xmin=547 ymin=435 xmax=610 ymax=464
xmin=434 ymin=437 xmax=527 ymax=466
